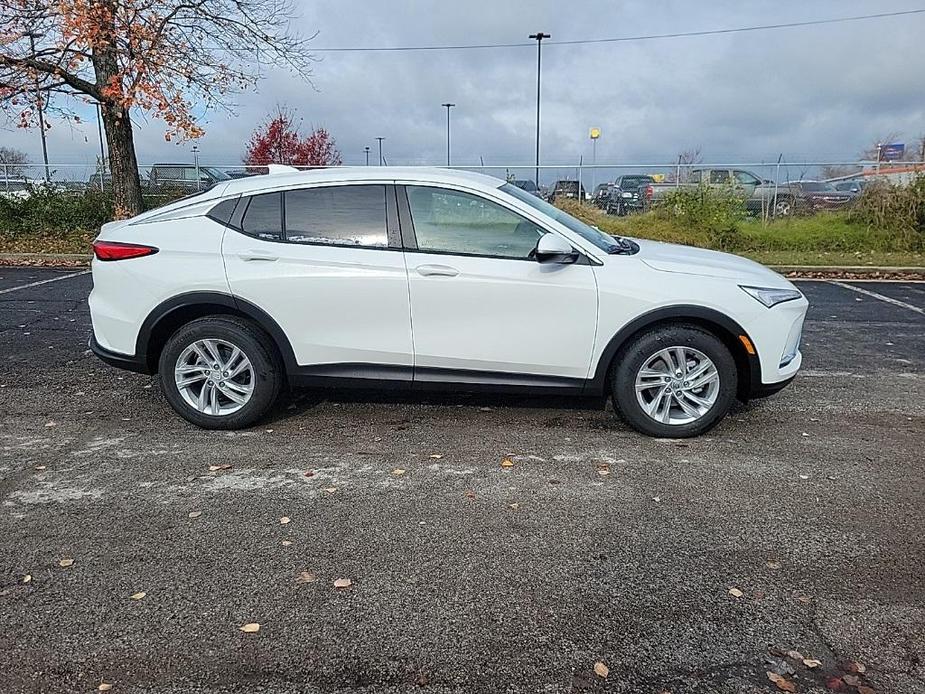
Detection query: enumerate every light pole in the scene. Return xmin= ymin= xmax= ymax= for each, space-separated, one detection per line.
xmin=364 ymin=146 xmax=370 ymax=166
xmin=192 ymin=144 xmax=201 ymax=191
xmin=95 ymin=102 xmax=107 ymax=186
xmin=529 ymin=32 xmax=550 ymax=189
xmin=441 ymin=103 xmax=455 ymax=166
xmin=25 ymin=31 xmax=50 ymax=182
xmin=376 ymin=137 xmax=385 ymax=166
xmin=589 ymin=127 xmax=601 ymax=197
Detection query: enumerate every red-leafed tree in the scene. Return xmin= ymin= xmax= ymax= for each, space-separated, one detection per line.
xmin=244 ymin=108 xmax=342 ymax=167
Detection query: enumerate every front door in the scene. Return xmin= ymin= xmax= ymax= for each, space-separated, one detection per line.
xmin=222 ymin=183 xmax=413 ymax=377
xmin=399 ymin=185 xmax=598 ymax=384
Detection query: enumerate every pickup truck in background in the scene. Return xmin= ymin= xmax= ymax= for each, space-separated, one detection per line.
xmin=640 ymin=168 xmax=794 ymax=216
xmin=607 ymin=174 xmax=655 ymax=215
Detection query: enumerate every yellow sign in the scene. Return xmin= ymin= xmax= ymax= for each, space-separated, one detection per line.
xmin=589 ymin=127 xmax=601 ymax=140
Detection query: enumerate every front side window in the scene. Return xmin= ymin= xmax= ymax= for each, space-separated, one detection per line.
xmin=406 ymin=186 xmax=544 ymax=259
xmin=241 ymin=192 xmax=282 ymax=240
xmin=710 ymin=170 xmax=731 ymax=184
xmin=733 ymin=170 xmax=760 ymax=185
xmin=285 ymin=185 xmax=387 ymax=247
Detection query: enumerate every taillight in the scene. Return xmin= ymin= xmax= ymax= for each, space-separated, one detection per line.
xmin=644 ymin=185 xmax=654 ymax=200
xmin=92 ymin=240 xmax=159 ymax=261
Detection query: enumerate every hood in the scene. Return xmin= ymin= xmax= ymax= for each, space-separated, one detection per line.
xmin=632 ymin=239 xmax=789 ymax=285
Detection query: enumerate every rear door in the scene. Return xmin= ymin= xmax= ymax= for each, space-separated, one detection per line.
xmin=222 ymin=183 xmax=413 ymax=380
xmin=398 ymin=184 xmax=598 ymax=385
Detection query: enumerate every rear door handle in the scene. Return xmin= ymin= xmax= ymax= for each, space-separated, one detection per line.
xmin=416 ymin=264 xmax=459 ymax=277
xmin=239 ymin=251 xmax=279 ymax=262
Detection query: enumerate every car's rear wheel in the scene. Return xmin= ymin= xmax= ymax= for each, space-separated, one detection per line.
xmin=158 ymin=316 xmax=281 ymax=430
xmin=611 ymin=324 xmax=737 ymax=438
xmin=773 ymin=197 xmax=793 ymax=217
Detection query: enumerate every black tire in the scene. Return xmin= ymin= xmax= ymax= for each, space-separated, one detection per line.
xmin=158 ymin=316 xmax=282 ymax=430
xmin=610 ymin=324 xmax=737 ymax=438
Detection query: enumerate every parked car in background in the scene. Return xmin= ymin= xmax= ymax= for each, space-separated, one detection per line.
xmin=592 ymin=183 xmax=614 ymax=209
xmin=224 ymin=169 xmax=263 ymax=180
xmin=549 ymin=179 xmax=585 ymax=202
xmin=0 ymin=177 xmax=61 ymax=199
xmin=784 ymin=181 xmax=856 ymax=212
xmin=642 ymin=168 xmax=793 ymax=216
xmin=511 ymin=179 xmax=541 ymax=197
xmin=89 ymin=166 xmax=807 ymax=438
xmin=148 ymin=164 xmax=232 ymax=192
xmin=833 ymin=179 xmax=871 ymax=194
xmin=607 ymin=175 xmax=655 ymax=215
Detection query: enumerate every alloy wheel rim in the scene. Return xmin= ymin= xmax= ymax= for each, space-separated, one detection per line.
xmin=634 ymin=346 xmax=720 ymax=425
xmin=175 ymin=338 xmax=254 ymax=416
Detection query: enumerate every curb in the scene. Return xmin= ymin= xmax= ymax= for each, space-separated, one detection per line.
xmin=0 ymin=253 xmax=923 ymax=279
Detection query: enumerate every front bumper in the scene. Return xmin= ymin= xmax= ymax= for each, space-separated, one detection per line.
xmin=89 ymin=334 xmax=152 ymax=375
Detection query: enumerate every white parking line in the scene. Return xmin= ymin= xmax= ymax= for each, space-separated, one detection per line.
xmin=0 ymin=270 xmax=90 ymax=295
xmin=828 ymin=280 xmax=925 ymax=316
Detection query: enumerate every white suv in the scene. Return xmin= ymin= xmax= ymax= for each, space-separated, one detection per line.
xmin=89 ymin=167 xmax=807 ymax=437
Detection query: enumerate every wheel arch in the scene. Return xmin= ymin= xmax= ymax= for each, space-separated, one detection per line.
xmin=136 ymin=292 xmax=297 ymax=375
xmin=588 ymin=305 xmax=761 ymax=401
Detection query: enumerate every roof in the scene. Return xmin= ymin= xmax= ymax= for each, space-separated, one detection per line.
xmin=217 ymin=166 xmax=507 ymax=197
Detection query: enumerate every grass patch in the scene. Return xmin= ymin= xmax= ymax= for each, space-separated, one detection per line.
xmin=0 ymin=229 xmax=95 ymax=254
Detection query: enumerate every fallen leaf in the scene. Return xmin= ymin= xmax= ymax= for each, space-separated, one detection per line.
xmin=857 ymin=686 xmax=875 ymax=694
xmin=208 ymin=464 xmax=232 ymax=471
xmin=767 ymin=672 xmax=797 ymax=692
xmin=843 ymin=674 xmax=861 ymax=687
xmin=509 ymin=502 xmax=519 ymax=510
xmin=597 ymin=469 xmax=610 ymax=476
xmin=787 ymin=650 xmax=804 ymax=661
xmin=845 ymin=661 xmax=867 ymax=674
xmin=297 ymin=571 xmax=316 ymax=583
xmin=45 ymin=421 xmax=57 ymax=427
xmin=58 ymin=558 xmax=74 ymax=567
xmin=799 ymin=474 xmax=809 ymax=480
xmin=826 ymin=676 xmax=844 ymax=690
xmin=464 ymin=490 xmax=476 ymax=500
xmin=728 ymin=587 xmax=744 ymax=598
xmin=188 ymin=511 xmax=202 ymax=519
xmin=130 ymin=592 xmax=146 ymax=600
xmin=239 ymin=622 xmax=260 ymax=633
xmin=333 ymin=578 xmax=352 ymax=589
xmin=500 ymin=457 xmax=514 ymax=468
xmin=98 ymin=684 xmax=113 ymax=692
xmin=281 ymin=540 xmax=292 ymax=546
xmin=767 ymin=560 xmax=782 ymax=570
xmin=803 ymin=658 xmax=822 ymax=668
xmin=391 ymin=468 xmax=406 ymax=476
xmin=652 ymin=496 xmax=661 ymax=502
xmin=797 ymin=595 xmax=812 ymax=604
xmin=304 ymin=470 xmax=315 ymax=477
xmin=593 ymin=662 xmax=609 ymax=678
xmin=324 ymin=487 xmax=338 ymax=494
xmin=279 ymin=516 xmax=291 ymax=525
xmin=22 ymin=574 xmax=31 ymax=584
xmin=429 ymin=454 xmax=443 ymax=459
xmin=34 ymin=465 xmax=47 ymax=470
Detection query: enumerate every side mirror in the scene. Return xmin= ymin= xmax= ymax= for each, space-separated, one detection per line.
xmin=534 ymin=233 xmax=579 ymax=264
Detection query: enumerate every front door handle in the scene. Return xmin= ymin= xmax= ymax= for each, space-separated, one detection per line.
xmin=416 ymin=264 xmax=459 ymax=277
xmin=239 ymin=251 xmax=279 ymax=262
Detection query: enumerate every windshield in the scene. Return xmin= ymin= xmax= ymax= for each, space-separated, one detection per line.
xmin=500 ymin=183 xmax=620 ymax=253
xmin=618 ymin=176 xmax=652 ymax=188
xmin=798 ymin=181 xmax=835 ymax=192
xmin=203 ymin=167 xmax=232 ymax=181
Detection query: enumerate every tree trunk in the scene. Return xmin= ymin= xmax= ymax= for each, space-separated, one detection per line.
xmin=101 ymin=102 xmax=144 ymax=218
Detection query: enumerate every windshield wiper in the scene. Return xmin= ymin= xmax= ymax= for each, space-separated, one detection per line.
xmin=607 ymin=236 xmax=639 ymax=255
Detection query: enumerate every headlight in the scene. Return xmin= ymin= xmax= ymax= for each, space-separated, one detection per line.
xmin=621 ymin=192 xmax=633 ymax=198
xmin=740 ymin=285 xmax=802 ymax=308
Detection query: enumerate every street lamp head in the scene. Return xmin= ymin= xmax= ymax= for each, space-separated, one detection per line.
xmin=529 ymin=32 xmax=551 ymax=40
xmin=442 ymin=103 xmax=455 ymax=108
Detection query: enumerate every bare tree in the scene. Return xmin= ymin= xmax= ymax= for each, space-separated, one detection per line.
xmin=0 ymin=145 xmax=28 ymax=175
xmin=666 ymin=146 xmax=703 ymax=182
xmin=0 ymin=0 xmax=315 ymax=216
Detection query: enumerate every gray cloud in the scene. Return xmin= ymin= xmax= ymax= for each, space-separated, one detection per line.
xmin=4 ymin=0 xmax=924 ymax=182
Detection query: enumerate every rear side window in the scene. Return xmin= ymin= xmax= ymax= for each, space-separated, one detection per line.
xmin=241 ymin=192 xmax=282 ymax=240
xmin=285 ymin=185 xmax=388 ymax=247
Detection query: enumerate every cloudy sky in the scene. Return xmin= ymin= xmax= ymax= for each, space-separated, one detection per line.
xmin=3 ymin=0 xmax=925 ymax=180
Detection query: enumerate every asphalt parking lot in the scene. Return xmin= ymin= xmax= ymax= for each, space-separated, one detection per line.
xmin=1 ymin=268 xmax=923 ymax=694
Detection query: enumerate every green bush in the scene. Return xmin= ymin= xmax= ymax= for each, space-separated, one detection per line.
xmin=848 ymin=176 xmax=925 ymax=250
xmin=0 ymin=187 xmax=185 ymax=236
xmin=654 ymin=184 xmax=748 ymax=251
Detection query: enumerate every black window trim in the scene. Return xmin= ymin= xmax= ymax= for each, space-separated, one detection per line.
xmin=396 ymin=183 xmax=593 ymax=265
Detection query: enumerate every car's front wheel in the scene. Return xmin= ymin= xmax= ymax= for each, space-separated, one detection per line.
xmin=611 ymin=324 xmax=737 ymax=437
xmin=158 ymin=316 xmax=282 ymax=429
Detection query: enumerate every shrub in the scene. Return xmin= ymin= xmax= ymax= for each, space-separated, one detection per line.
xmin=655 ymin=184 xmax=748 ymax=251
xmin=848 ymin=176 xmax=925 ymax=250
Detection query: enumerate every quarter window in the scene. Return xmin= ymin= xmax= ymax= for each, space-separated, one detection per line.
xmin=240 ymin=192 xmax=282 ymax=240
xmin=406 ymin=186 xmax=544 ymax=259
xmin=285 ymin=185 xmax=387 ymax=247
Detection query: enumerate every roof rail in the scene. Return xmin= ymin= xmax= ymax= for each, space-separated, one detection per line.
xmin=266 ymin=164 xmax=300 ymax=175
